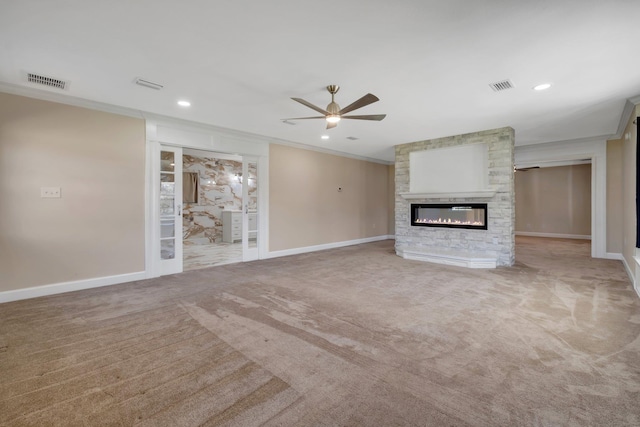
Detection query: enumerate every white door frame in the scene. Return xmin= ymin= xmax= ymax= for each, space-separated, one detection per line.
xmin=148 ymin=142 xmax=184 ymax=277
xmin=515 ymin=137 xmax=607 ymax=259
xmin=242 ymin=156 xmax=259 ymax=262
xmin=145 ymin=119 xmax=269 ymax=278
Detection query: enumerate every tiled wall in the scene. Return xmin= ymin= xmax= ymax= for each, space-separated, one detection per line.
xmin=183 ymin=154 xmax=257 ymax=244
xmin=394 ymin=127 xmax=515 ymax=266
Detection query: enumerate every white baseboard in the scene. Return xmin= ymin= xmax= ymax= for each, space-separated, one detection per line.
xmin=604 ymin=252 xmax=624 ymax=261
xmin=397 ymin=247 xmax=497 ymax=269
xmin=515 ymin=232 xmax=591 ymax=240
xmin=634 ymin=257 xmax=640 ymax=299
xmin=266 ymin=235 xmax=393 ymax=259
xmin=0 ymin=271 xmax=147 ymax=304
xmin=619 ymin=255 xmax=639 ymax=299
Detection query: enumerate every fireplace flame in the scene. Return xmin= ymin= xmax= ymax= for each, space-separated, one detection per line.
xmin=415 ymin=218 xmax=484 ymax=226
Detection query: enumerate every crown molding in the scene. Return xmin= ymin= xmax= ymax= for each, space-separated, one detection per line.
xmin=629 ymin=94 xmax=640 ymax=105
xmin=0 ymin=81 xmax=392 ymax=166
xmin=0 ymin=81 xmax=145 ymax=119
xmin=516 ymin=134 xmax=610 ymax=152
xmin=144 ymin=113 xmax=391 ymax=164
xmin=613 ymin=99 xmax=637 ymax=140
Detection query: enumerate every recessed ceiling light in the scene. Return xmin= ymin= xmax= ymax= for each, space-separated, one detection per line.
xmin=533 ymin=83 xmax=552 ymax=91
xmin=177 ymin=100 xmax=191 ymax=107
xmin=321 ymin=135 xmax=329 ymax=140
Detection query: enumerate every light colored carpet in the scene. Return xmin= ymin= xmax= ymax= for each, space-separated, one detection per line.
xmin=1 ymin=237 xmax=639 ymax=426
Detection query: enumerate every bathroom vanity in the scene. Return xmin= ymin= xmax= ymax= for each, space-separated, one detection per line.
xmin=222 ymin=210 xmax=257 ymax=243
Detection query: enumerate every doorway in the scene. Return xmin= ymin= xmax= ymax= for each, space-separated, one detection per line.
xmin=181 ymin=149 xmax=259 ymax=270
xmin=515 ymin=162 xmax=592 ymax=240
xmin=149 ymin=141 xmax=262 ymax=278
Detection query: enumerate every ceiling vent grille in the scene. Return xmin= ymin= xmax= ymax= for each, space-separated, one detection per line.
xmin=135 ymin=78 xmax=163 ymax=90
xmin=489 ymin=79 xmax=515 ymax=92
xmin=27 ymin=73 xmax=67 ymax=90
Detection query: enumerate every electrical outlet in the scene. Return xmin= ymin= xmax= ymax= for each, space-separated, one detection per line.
xmin=41 ymin=187 xmax=61 ymax=198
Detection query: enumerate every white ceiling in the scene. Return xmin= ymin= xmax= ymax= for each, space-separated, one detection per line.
xmin=2 ymin=0 xmax=640 ymax=162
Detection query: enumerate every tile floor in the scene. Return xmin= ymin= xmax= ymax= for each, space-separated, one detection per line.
xmin=183 ymin=241 xmax=243 ymax=271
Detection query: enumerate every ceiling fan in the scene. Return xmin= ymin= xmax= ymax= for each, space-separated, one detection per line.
xmin=283 ymin=85 xmax=386 ymax=129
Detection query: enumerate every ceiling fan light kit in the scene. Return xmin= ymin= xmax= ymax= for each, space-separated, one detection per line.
xmin=283 ymin=85 xmax=386 ymax=129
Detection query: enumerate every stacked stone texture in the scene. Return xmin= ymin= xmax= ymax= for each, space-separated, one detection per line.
xmin=394 ymin=127 xmax=515 ymax=266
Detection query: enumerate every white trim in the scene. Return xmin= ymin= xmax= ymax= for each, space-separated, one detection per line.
xmin=258 ymin=155 xmax=270 ymax=259
xmin=400 ymin=190 xmax=495 ymax=200
xmin=268 ymin=140 xmax=393 ymax=166
xmin=145 ymin=120 xmax=271 ymax=273
xmin=515 ymin=232 xmax=591 ymax=240
xmin=144 ymin=116 xmax=392 ymax=164
xmin=396 ymin=247 xmax=497 ymax=269
xmin=265 ymin=235 xmax=392 ymax=259
xmin=515 ymin=136 xmax=607 ymax=259
xmin=614 ymin=100 xmax=637 ymax=140
xmin=604 ymin=252 xmax=624 ymax=260
xmin=621 ymin=256 xmax=639 ymax=298
xmin=0 ymin=272 xmax=146 ymax=304
xmin=0 ymin=82 xmax=391 ymax=165
xmin=145 ymin=124 xmax=156 ymax=278
xmin=0 ymin=82 xmax=144 ymax=119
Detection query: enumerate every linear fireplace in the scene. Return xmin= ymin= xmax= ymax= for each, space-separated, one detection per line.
xmin=411 ymin=203 xmax=488 ymax=230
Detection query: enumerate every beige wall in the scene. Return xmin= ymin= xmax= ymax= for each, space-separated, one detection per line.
xmin=515 ymin=164 xmax=591 ymax=236
xmin=0 ymin=93 xmax=146 ymax=292
xmin=269 ymin=144 xmax=390 ymax=251
xmin=607 ymin=139 xmax=624 ymax=253
xmin=621 ymin=107 xmax=638 ymax=277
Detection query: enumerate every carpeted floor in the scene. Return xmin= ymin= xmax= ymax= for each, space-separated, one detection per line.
xmin=1 ymin=237 xmax=639 ymax=426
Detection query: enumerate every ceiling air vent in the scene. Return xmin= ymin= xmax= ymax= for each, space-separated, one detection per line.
xmin=27 ymin=73 xmax=67 ymax=90
xmin=135 ymin=77 xmax=163 ymax=90
xmin=346 ymin=136 xmax=359 ymax=141
xmin=489 ymin=79 xmax=515 ymax=92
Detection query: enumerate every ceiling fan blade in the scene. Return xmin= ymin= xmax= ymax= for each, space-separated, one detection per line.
xmin=338 ymin=93 xmax=379 ymax=115
xmin=282 ymin=116 xmax=326 ymax=120
xmin=341 ymin=114 xmax=386 ymax=121
xmin=326 ymin=121 xmax=338 ymax=130
xmin=291 ymin=97 xmax=329 ymax=115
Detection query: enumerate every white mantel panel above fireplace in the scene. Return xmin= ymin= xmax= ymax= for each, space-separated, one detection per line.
xmin=409 ymin=143 xmax=489 ymax=194
xmin=399 ymin=190 xmax=496 ymax=200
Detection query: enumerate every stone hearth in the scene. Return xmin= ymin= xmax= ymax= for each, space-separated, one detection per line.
xmin=394 ymin=127 xmax=515 ymax=267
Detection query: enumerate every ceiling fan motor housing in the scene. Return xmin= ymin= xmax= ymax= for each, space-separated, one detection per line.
xmin=326 ymin=85 xmax=340 ymax=114
xmin=327 ymin=101 xmax=340 ymax=114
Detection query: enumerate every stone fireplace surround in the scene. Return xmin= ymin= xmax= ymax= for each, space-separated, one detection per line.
xmin=394 ymin=127 xmax=515 ymax=268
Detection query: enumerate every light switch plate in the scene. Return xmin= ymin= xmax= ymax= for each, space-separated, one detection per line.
xmin=41 ymin=187 xmax=61 ymax=198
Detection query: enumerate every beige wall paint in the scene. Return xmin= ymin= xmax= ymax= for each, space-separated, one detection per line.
xmin=607 ymin=139 xmax=624 ymax=253
xmin=269 ymin=144 xmax=389 ymax=251
xmin=515 ymin=164 xmax=591 ymax=236
xmin=621 ymin=107 xmax=638 ymax=278
xmin=387 ymin=164 xmax=395 ymax=236
xmin=0 ymin=93 xmax=146 ymax=292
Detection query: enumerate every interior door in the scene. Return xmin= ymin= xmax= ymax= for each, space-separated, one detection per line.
xmin=159 ymin=146 xmax=183 ymax=275
xmin=242 ymin=158 xmax=259 ymax=261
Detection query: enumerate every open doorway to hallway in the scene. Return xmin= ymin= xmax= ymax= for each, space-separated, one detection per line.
xmin=515 ymin=162 xmax=592 ymax=250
